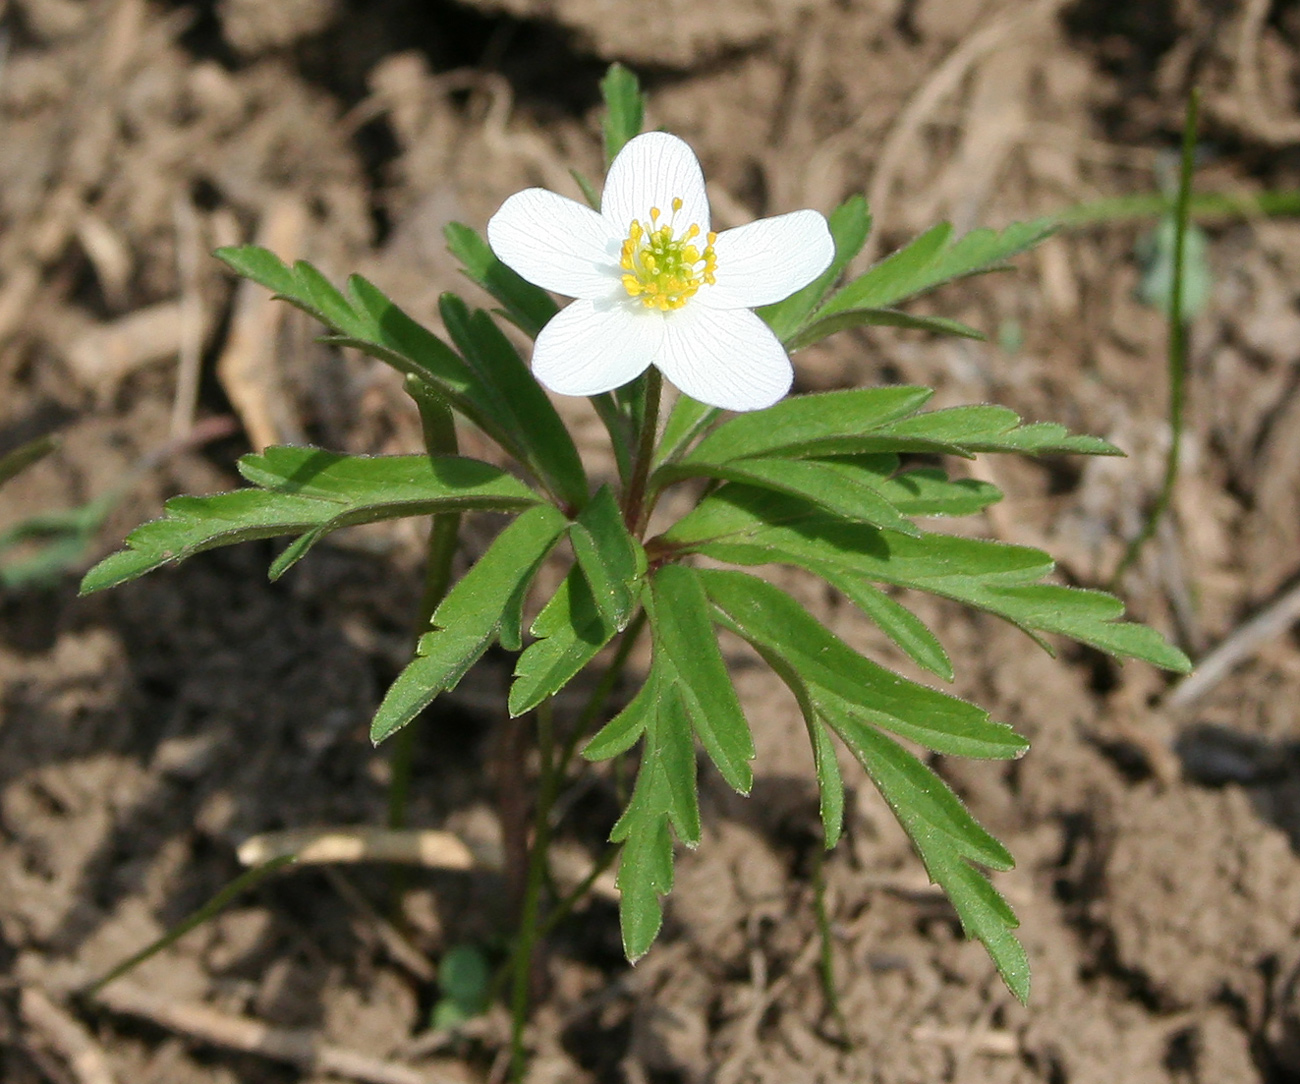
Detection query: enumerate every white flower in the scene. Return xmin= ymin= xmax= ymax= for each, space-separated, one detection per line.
xmin=487 ymin=132 xmax=834 ymax=412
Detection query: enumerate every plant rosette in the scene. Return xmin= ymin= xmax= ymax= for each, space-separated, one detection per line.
xmin=487 ymin=131 xmax=834 ymax=411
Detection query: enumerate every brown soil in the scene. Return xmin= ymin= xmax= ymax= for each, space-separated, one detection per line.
xmin=4 ymin=0 xmax=1300 ymax=1081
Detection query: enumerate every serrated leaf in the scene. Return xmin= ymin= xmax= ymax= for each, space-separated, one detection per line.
xmin=81 ymin=450 xmax=541 ymax=594
xmin=371 ymin=504 xmax=567 ymax=743
xmin=963 ymin=422 xmax=1123 ymax=457
xmin=828 ymin=713 xmax=1015 ymax=869
xmin=668 ymin=485 xmax=1190 ymax=673
xmin=570 ymin=484 xmax=644 ymax=631
xmin=809 ymin=718 xmax=845 ymax=849
xmin=653 ymin=685 xmax=701 ymax=846
xmin=702 ymin=569 xmax=1025 ymax=760
xmin=508 ymin=565 xmax=617 ymax=717
xmin=816 ymin=218 xmax=1055 ymax=319
xmin=871 ymin=467 xmax=1003 ymax=518
xmin=650 ymin=565 xmax=755 ymax=794
xmin=615 ymin=807 xmax=673 ymax=961
xmin=601 ymin=63 xmax=644 ymax=166
xmin=215 ymin=248 xmax=583 ymax=504
xmin=686 ymin=387 xmax=935 ymax=464
xmin=656 ymin=455 xmax=920 ymax=536
xmin=787 ymin=307 xmax=986 ymax=352
xmin=439 ymin=295 xmax=587 ymax=510
xmin=923 ymin=846 xmax=1029 ymax=1003
xmin=836 ymin=714 xmax=1028 ymax=1000
xmin=754 ymin=640 xmax=847 ymax=849
xmin=444 ymin=222 xmax=558 ymax=338
xmin=697 ymin=567 xmax=1028 ymax=993
xmin=822 ymin=572 xmax=953 ymax=681
xmin=583 ymin=671 xmax=655 ymax=761
xmin=760 ymin=195 xmax=872 ymax=343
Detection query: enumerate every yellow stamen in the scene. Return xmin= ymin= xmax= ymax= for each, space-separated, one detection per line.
xmin=618 ymin=195 xmax=718 ymax=310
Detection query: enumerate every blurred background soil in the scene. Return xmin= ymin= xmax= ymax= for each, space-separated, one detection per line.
xmin=4 ymin=0 xmax=1300 ymax=1081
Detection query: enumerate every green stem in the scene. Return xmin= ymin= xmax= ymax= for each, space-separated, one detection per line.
xmin=510 ymin=700 xmax=560 ymax=1082
xmin=536 ymin=843 xmax=619 ymax=943
xmin=621 ymin=368 xmax=663 ymax=536
xmin=813 ymin=847 xmax=847 ymax=1039
xmin=1111 ymin=89 xmax=1199 ymax=589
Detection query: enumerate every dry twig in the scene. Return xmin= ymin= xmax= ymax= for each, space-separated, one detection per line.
xmin=20 ymin=987 xmax=116 ymax=1084
xmin=90 ymin=980 xmax=447 ymax=1084
xmin=1165 ymin=578 xmax=1300 ymax=712
xmin=237 ymin=827 xmax=477 ymax=869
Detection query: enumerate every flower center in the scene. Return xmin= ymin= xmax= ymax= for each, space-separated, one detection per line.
xmin=619 ymin=197 xmax=717 ymax=311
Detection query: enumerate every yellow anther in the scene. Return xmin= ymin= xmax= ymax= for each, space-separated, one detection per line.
xmin=618 ymin=196 xmax=718 ymax=309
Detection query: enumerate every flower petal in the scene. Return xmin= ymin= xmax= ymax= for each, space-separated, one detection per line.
xmin=602 ymin=132 xmax=710 ymax=237
xmin=655 ymin=306 xmax=792 ymax=412
xmin=488 ymin=188 xmax=622 ymax=299
xmin=531 ymin=299 xmax=663 ymax=397
xmin=696 ymin=209 xmax=835 ymax=310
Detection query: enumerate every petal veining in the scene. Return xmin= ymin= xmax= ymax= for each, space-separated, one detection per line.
xmin=531 ymin=299 xmax=663 ymax=397
xmin=654 ymin=305 xmax=792 ymax=412
xmin=602 ymin=132 xmax=710 ymax=238
xmin=696 ymin=209 xmax=835 ymax=310
xmin=488 ymin=188 xmax=622 ymax=300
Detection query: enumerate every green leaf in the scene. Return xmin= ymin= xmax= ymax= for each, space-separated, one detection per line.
xmin=431 ymin=943 xmax=492 ymax=1029
xmin=569 ymin=484 xmax=644 ymax=631
xmin=508 ymin=565 xmax=616 ymax=717
xmin=787 ymin=307 xmax=986 ymax=352
xmin=686 ymin=387 xmax=934 ymax=464
xmin=214 ymin=248 xmax=582 ymax=500
xmin=809 ymin=718 xmax=846 ymax=849
xmin=444 ymin=223 xmax=558 ymax=338
xmin=702 ymin=569 xmax=1025 ymax=760
xmin=832 ymin=716 xmax=1027 ymax=1000
xmin=601 ymin=63 xmax=645 ymax=167
xmin=821 ymin=573 xmax=953 ymax=681
xmin=605 ymin=663 xmax=704 ymax=960
xmin=681 ymin=389 xmax=1119 ymax=465
xmin=371 ymin=503 xmax=567 ymax=743
xmin=834 ymin=716 xmax=1014 ymax=868
xmin=871 ymin=467 xmax=1003 ymax=518
xmin=583 ymin=671 xmax=656 ymax=760
xmin=656 ymin=455 xmax=921 ymax=536
xmin=759 ymin=195 xmax=872 ymax=343
xmin=438 ymin=294 xmax=588 ymax=510
xmin=668 ymin=485 xmax=1191 ymax=673
xmin=614 ymin=797 xmax=673 ymax=960
xmin=0 ymin=434 xmax=59 ymax=488
xmin=698 ymin=567 xmax=1027 ymax=995
xmin=816 ymin=218 xmax=1055 ymax=319
xmin=81 ymin=449 xmax=541 ymax=594
xmin=650 ymin=565 xmax=755 ymax=794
